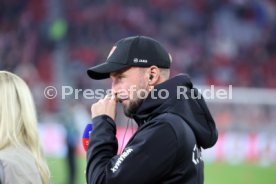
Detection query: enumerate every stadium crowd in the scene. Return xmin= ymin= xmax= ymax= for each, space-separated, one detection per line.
xmin=1 ymin=0 xmax=276 ymax=117
xmin=1 ymin=0 xmax=276 ymax=89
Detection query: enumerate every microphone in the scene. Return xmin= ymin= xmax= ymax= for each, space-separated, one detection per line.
xmin=82 ymin=123 xmax=93 ymax=151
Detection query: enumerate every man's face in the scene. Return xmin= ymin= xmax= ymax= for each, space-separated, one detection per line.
xmin=110 ymin=67 xmax=148 ymax=117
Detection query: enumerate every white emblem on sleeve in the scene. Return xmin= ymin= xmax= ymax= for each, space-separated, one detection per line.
xmin=111 ymin=147 xmax=133 ymax=173
xmin=192 ymin=144 xmax=202 ymax=165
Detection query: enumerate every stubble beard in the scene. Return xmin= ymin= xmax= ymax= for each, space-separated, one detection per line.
xmin=123 ymin=84 xmax=148 ymax=118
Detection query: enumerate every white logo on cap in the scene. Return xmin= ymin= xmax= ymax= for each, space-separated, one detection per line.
xmin=133 ymin=58 xmax=138 ymax=63
xmin=107 ymin=46 xmax=117 ymax=59
xmin=133 ymin=58 xmax=148 ymax=63
xmin=168 ymin=53 xmax=173 ymax=63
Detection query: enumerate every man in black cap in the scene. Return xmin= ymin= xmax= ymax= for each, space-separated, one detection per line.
xmin=86 ymin=36 xmax=218 ymax=184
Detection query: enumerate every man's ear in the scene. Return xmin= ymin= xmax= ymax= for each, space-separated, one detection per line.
xmin=147 ymin=65 xmax=160 ymax=85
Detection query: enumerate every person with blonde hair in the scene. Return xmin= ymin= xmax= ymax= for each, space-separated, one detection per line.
xmin=0 ymin=71 xmax=50 ymax=184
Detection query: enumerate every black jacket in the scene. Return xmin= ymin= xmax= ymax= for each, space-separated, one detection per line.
xmin=86 ymin=74 xmax=218 ymax=184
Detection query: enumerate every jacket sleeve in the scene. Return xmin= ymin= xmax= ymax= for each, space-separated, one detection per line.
xmin=86 ymin=115 xmax=178 ymax=184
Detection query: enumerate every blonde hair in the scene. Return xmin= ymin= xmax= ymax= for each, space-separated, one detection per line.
xmin=0 ymin=71 xmax=50 ymax=184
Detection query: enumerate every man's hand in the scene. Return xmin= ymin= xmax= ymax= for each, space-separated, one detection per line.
xmin=91 ymin=94 xmax=117 ymax=120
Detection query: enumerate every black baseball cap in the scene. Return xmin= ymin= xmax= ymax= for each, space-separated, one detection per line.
xmin=87 ymin=36 xmax=171 ymax=80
